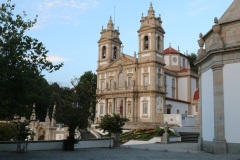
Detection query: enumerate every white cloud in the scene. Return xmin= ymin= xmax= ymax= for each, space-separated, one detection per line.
xmin=30 ymin=0 xmax=100 ymax=29
xmin=47 ymin=55 xmax=69 ymax=62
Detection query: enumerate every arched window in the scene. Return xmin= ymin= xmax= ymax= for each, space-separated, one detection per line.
xmin=157 ymin=36 xmax=160 ymax=50
xmin=118 ymin=72 xmax=124 ymax=88
xmin=113 ymin=46 xmax=117 ymax=59
xmin=144 ymin=35 xmax=149 ymax=50
xmin=102 ymin=46 xmax=106 ymax=59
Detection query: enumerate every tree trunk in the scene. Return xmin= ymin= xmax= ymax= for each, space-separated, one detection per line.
xmin=63 ymin=129 xmax=75 ymax=151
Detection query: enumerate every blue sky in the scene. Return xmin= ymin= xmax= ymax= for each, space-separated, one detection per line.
xmin=8 ymin=0 xmax=233 ymax=87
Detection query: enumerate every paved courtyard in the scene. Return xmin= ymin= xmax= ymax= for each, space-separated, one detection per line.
xmin=1 ymin=144 xmax=240 ymax=160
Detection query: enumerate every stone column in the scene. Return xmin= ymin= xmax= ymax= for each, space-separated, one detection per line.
xmin=105 ymin=99 xmax=108 ymax=115
xmin=212 ymin=64 xmax=226 ymax=154
xmin=123 ymin=98 xmax=126 ymax=118
xmin=198 ymin=68 xmax=203 ymax=150
xmin=131 ymin=98 xmax=134 ymax=122
xmin=112 ymin=98 xmax=115 ymax=114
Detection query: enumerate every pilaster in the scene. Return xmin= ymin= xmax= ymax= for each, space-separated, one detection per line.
xmin=212 ymin=64 xmax=226 ymax=154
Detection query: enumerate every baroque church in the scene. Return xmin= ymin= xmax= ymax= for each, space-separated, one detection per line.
xmin=95 ymin=3 xmax=198 ymax=128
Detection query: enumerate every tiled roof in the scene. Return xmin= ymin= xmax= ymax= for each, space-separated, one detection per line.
xmin=165 ymin=67 xmax=189 ymax=73
xmin=164 ymin=47 xmax=180 ymax=54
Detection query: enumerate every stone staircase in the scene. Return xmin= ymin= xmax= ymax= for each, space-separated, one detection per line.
xmin=179 ymin=132 xmax=199 ymax=143
xmin=80 ymin=129 xmax=97 ymax=139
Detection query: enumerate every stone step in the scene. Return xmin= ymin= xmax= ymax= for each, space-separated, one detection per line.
xmin=179 ymin=132 xmax=199 ymax=143
xmin=80 ymin=130 xmax=96 ymax=139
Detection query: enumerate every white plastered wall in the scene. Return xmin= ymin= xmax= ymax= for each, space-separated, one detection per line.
xmin=166 ymin=100 xmax=188 ymax=114
xmin=191 ymin=78 xmax=197 ymax=102
xmin=178 ymin=77 xmax=188 ymax=101
xmin=165 ymin=75 xmax=172 ymax=98
xmin=164 ymin=56 xmax=170 ymax=66
xmin=224 ymin=63 xmax=240 ymax=143
xmin=201 ymin=69 xmax=214 ymax=142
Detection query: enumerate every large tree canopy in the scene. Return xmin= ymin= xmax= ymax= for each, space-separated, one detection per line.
xmin=74 ymin=71 xmax=97 ymax=122
xmin=0 ymin=0 xmax=63 ymax=119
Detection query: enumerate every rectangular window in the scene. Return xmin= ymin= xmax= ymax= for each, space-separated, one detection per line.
xmin=144 ymin=75 xmax=149 ymax=86
xmin=143 ymin=103 xmax=148 ymax=114
xmin=128 ymin=77 xmax=132 ymax=86
xmin=167 ymin=108 xmax=171 ymax=114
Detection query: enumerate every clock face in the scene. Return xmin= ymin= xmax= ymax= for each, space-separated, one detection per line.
xmin=173 ymin=57 xmax=177 ymax=63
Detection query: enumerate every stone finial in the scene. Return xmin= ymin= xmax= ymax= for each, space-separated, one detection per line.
xmin=198 ymin=33 xmax=204 ymax=48
xmin=51 ymin=103 xmax=57 ymax=127
xmin=107 ymin=15 xmax=114 ymax=30
xmin=45 ymin=108 xmax=50 ymax=126
xmin=102 ymin=26 xmax=103 ymax=31
xmin=164 ymin=121 xmax=169 ymax=132
xmin=212 ymin=18 xmax=221 ymax=34
xmin=214 ymin=17 xmax=219 ymax=24
xmin=178 ymin=46 xmax=180 ymax=51
xmin=197 ymin=32 xmax=206 ymax=60
xmin=148 ymin=2 xmax=155 ymax=17
xmin=134 ymin=51 xmax=136 ymax=58
xmin=169 ymin=43 xmax=171 ymax=48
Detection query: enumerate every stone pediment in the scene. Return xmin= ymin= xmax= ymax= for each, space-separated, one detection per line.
xmin=108 ymin=54 xmax=135 ymax=68
xmin=219 ymin=0 xmax=240 ymax=24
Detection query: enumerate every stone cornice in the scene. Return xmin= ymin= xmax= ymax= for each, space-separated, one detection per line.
xmin=195 ymin=45 xmax=240 ymax=66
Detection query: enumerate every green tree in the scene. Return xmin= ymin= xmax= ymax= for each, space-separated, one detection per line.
xmin=74 ymin=71 xmax=97 ymax=122
xmin=99 ymin=114 xmax=129 ymax=136
xmin=187 ymin=53 xmax=198 ymax=73
xmin=0 ymin=0 xmax=63 ymax=119
xmin=14 ymin=120 xmax=34 ymax=153
xmin=54 ymin=87 xmax=89 ymax=151
xmin=0 ymin=122 xmax=18 ymax=141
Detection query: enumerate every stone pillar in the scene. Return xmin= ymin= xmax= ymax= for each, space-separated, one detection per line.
xmin=161 ymin=122 xmax=169 ymax=144
xmin=198 ymin=68 xmax=203 ymax=150
xmin=105 ymin=99 xmax=108 ymax=115
xmin=131 ymin=98 xmax=134 ymax=122
xmin=123 ymin=98 xmax=126 ymax=118
xmin=112 ymin=98 xmax=115 ymax=114
xmin=212 ymin=64 xmax=226 ymax=154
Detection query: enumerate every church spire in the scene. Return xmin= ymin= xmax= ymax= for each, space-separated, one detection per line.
xmin=107 ymin=16 xmax=114 ymax=30
xmin=148 ymin=2 xmax=155 ymax=17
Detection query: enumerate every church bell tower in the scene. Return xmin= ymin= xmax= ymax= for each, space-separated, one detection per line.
xmin=97 ymin=16 xmax=122 ymax=69
xmin=138 ymin=3 xmax=165 ymax=64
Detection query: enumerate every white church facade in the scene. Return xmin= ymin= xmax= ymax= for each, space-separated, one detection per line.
xmin=95 ymin=3 xmax=198 ymax=128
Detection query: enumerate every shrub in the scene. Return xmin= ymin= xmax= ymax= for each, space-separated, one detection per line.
xmin=0 ymin=123 xmax=18 ymax=141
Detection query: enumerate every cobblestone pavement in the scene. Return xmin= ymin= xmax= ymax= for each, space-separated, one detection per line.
xmin=0 ymin=148 xmax=240 ymax=160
